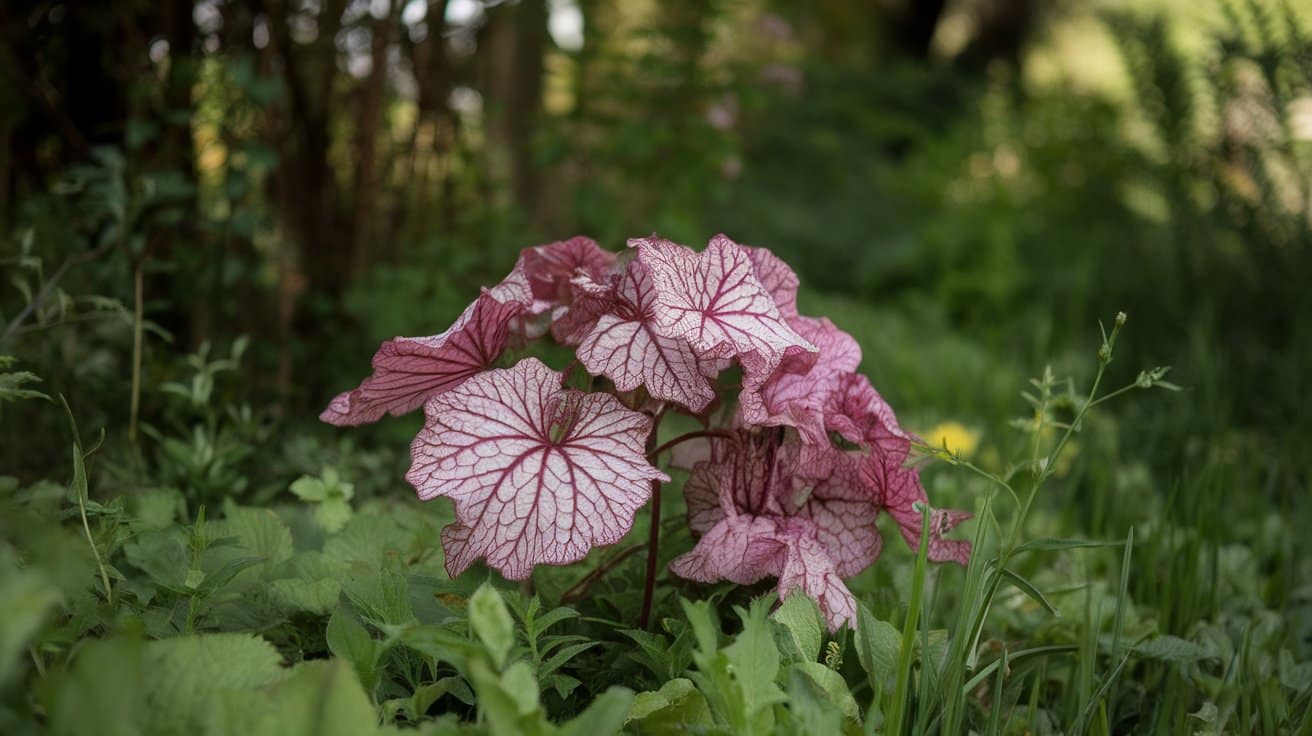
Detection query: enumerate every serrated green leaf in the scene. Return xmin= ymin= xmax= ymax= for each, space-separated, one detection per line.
xmin=212 ymin=659 xmax=380 ymax=736
xmin=540 ymin=640 xmax=600 ymax=680
xmin=143 ymin=633 xmax=286 ymax=733
xmin=560 ymin=686 xmax=634 ymax=736
xmin=344 ymin=565 xmax=413 ymax=626
xmin=626 ymin=678 xmax=714 ymax=734
xmin=123 ymin=528 xmax=190 ymax=589
xmin=215 ymin=503 xmax=293 ymax=570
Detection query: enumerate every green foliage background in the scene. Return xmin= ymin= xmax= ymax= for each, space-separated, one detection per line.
xmin=1 ymin=0 xmax=1310 ymax=733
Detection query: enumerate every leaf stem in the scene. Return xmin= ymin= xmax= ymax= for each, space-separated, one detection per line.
xmin=561 ymin=542 xmax=646 ymax=603
xmin=129 ymin=262 xmax=144 ymax=443
xmin=648 ymin=428 xmax=733 ymax=460
xmin=638 ymin=474 xmax=661 ymax=631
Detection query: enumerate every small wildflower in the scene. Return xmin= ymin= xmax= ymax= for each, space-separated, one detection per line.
xmin=923 ymin=421 xmax=981 ymax=458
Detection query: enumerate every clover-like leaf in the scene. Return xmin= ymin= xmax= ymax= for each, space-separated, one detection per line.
xmin=407 ymin=357 xmax=670 ymax=579
xmin=577 ymin=260 xmax=717 ymax=411
xmin=634 ymin=234 xmax=814 ymax=372
xmin=321 ymin=292 xmax=522 ymax=426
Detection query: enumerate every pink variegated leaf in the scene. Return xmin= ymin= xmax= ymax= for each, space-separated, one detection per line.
xmin=635 ymin=234 xmax=814 ymax=371
xmin=775 ymin=519 xmax=859 ymax=631
xmin=493 ymin=237 xmax=616 ymax=340
xmin=739 ymin=317 xmax=862 ymax=441
xmin=860 ymin=457 xmax=971 ymax=565
xmin=550 ymin=273 xmax=616 ymax=346
xmin=823 ymin=372 xmax=915 ymax=462
xmin=743 ymin=245 xmax=800 ymax=318
xmin=321 ymin=293 xmax=521 ymax=426
xmin=775 ymin=445 xmax=882 ymax=578
xmin=522 ymin=236 xmax=616 ymax=310
xmin=668 ymin=515 xmax=788 ymax=586
xmin=406 ymin=357 xmax=669 ymax=579
xmin=669 ymin=513 xmax=858 ymax=632
xmin=577 ymin=261 xmax=717 ymax=411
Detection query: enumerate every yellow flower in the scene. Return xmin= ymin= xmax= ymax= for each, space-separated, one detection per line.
xmin=923 ymin=421 xmax=981 ymax=458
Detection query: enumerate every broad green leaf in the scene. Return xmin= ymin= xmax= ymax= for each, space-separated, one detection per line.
xmin=469 ymin=659 xmax=553 ymax=736
xmin=785 ymin=665 xmax=845 ymax=735
xmin=469 ymin=583 xmax=515 ymax=670
xmin=344 ymin=565 xmax=413 ymax=626
xmin=792 ymin=661 xmax=860 ymax=723
xmin=771 ymin=592 xmax=824 ymax=665
xmin=268 ymin=552 xmax=343 ymax=615
xmin=400 ymin=624 xmax=481 ymax=670
xmin=213 ymin=659 xmax=380 ymax=736
xmin=0 ymin=569 xmax=62 ymax=687
xmin=560 ymin=686 xmax=635 ymax=736
xmin=214 ymin=503 xmax=293 ymax=572
xmin=855 ymin=604 xmax=900 ymax=697
xmin=626 ymin=678 xmax=714 ymax=734
xmin=143 ymin=633 xmax=286 ymax=732
xmin=327 ymin=608 xmax=380 ymax=695
xmin=1134 ymin=635 xmax=1216 ymax=662
xmin=47 ymin=637 xmax=148 ymax=736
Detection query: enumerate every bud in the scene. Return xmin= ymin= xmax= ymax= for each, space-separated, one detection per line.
xmin=1115 ymin=311 xmax=1127 ymax=327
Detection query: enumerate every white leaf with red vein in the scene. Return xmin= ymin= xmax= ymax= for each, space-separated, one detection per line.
xmin=782 ymin=451 xmax=883 ymax=577
xmin=739 ymin=316 xmax=862 ymax=441
xmin=822 ymin=372 xmax=914 ymax=459
xmin=550 ymin=273 xmax=616 ymax=346
xmin=743 ymin=245 xmax=800 ymax=318
xmin=576 ymin=261 xmax=717 ymax=411
xmin=775 ymin=519 xmax=858 ymax=631
xmin=669 ymin=515 xmax=790 ymax=586
xmin=321 ymin=293 xmax=522 ymax=426
xmin=635 ymin=234 xmax=814 ymax=370
xmin=407 ymin=358 xmax=668 ymax=579
xmin=492 ymin=237 xmax=616 ymax=339
xmin=522 ymin=236 xmax=616 ymax=311
xmin=669 ymin=513 xmax=858 ymax=631
xmin=861 ymin=457 xmax=971 ymax=565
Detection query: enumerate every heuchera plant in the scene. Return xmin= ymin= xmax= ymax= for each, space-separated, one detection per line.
xmin=323 ymin=234 xmax=970 ymax=631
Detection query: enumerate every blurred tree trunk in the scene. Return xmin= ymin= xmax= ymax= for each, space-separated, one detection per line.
xmin=149 ymin=0 xmax=201 ymax=346
xmin=351 ymin=0 xmax=401 ymax=270
xmin=957 ymin=0 xmax=1038 ymax=70
xmin=403 ymin=0 xmax=454 ymax=240
xmin=890 ymin=0 xmax=947 ymax=60
xmin=481 ymin=0 xmax=547 ymax=219
xmin=264 ymin=0 xmax=349 ymax=404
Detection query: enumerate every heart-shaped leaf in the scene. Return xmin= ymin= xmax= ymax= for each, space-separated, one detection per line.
xmin=408 ymin=358 xmax=669 ymax=579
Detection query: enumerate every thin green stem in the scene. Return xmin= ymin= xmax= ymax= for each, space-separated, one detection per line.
xmin=638 ymin=476 xmax=661 ymax=631
xmin=129 ymin=263 xmax=144 ymax=443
